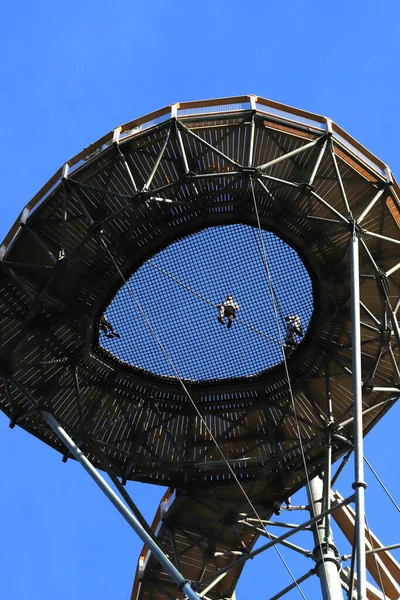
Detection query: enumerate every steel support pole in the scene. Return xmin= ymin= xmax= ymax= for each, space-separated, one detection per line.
xmin=308 ymin=476 xmax=343 ymax=600
xmin=350 ymin=230 xmax=367 ymax=600
xmin=42 ymin=411 xmax=201 ymax=600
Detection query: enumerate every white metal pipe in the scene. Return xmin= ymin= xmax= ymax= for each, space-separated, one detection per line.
xmin=357 ymin=187 xmax=386 ymax=224
xmin=42 ymin=411 xmax=201 ymax=600
xmin=308 ymin=476 xmax=343 ymax=600
xmin=258 ymin=138 xmax=319 ymax=171
xmin=362 ymin=229 xmax=400 ymax=245
xmin=338 ymin=396 xmax=396 ymax=428
xmin=385 ymin=261 xmax=400 ymax=277
xmin=350 ymin=232 xmax=367 ymax=600
xmin=309 ymin=139 xmax=328 ymax=185
xmin=248 ymin=114 xmax=255 ymax=167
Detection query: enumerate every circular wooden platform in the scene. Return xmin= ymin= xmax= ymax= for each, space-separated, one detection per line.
xmin=1 ymin=95 xmax=399 ymax=504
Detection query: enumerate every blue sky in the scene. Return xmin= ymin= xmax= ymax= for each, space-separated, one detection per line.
xmin=1 ymin=1 xmax=400 ymax=598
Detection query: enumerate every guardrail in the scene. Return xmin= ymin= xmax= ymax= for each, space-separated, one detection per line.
xmin=2 ymin=94 xmax=397 ymax=256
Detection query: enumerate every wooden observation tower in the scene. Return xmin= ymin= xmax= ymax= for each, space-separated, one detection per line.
xmin=1 ymin=95 xmax=400 ymax=599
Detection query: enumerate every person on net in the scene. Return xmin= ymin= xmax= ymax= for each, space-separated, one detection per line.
xmin=100 ymin=314 xmax=121 ymax=339
xmin=218 ymin=294 xmax=240 ymax=329
xmin=284 ymin=315 xmax=302 ymax=348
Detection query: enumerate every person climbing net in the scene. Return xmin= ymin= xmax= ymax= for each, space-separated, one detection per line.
xmin=100 ymin=315 xmax=121 ymax=339
xmin=284 ymin=315 xmax=303 ymax=348
xmin=217 ymin=294 xmax=240 ymax=329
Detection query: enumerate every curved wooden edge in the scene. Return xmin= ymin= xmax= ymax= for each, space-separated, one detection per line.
xmin=2 ymin=95 xmax=395 ymax=256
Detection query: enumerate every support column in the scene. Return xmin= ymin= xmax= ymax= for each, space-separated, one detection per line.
xmin=42 ymin=411 xmax=201 ymax=600
xmin=308 ymin=475 xmax=343 ymax=600
xmin=350 ymin=229 xmax=367 ymax=600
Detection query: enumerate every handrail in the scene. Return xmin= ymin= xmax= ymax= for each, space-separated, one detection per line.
xmin=2 ymin=94 xmax=399 ymax=256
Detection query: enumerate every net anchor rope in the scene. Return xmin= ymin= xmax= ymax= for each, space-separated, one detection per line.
xmin=365 ymin=513 xmax=387 ymax=600
xmin=250 ymin=228 xmax=287 ymax=331
xmin=146 ymin=260 xmax=282 ymax=346
xmin=249 ymin=176 xmax=333 ymax=600
xmin=364 ymin=456 xmax=400 ymax=513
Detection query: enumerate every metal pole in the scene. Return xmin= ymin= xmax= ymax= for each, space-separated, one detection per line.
xmin=324 ymin=369 xmax=334 ymax=542
xmin=200 ymin=494 xmax=354 ymax=589
xmin=42 ymin=411 xmax=201 ymax=600
xmin=350 ymin=229 xmax=367 ymax=600
xmin=268 ymin=569 xmax=316 ymax=600
xmin=308 ymin=476 xmax=343 ymax=600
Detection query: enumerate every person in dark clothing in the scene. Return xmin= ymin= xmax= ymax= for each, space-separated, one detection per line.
xmin=100 ymin=315 xmax=121 ymax=339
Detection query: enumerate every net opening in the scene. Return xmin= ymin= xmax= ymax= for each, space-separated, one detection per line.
xmin=99 ymin=224 xmax=314 ymax=382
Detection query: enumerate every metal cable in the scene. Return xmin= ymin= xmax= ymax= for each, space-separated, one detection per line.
xmin=251 ymin=228 xmax=287 ymax=330
xmin=250 ymin=176 xmax=329 ymax=600
xmin=147 ymin=261 xmax=282 ymax=346
xmin=364 ymin=456 xmax=400 ymax=512
xmin=100 ymin=232 xmax=308 ymax=600
xmin=365 ymin=514 xmax=387 ymax=600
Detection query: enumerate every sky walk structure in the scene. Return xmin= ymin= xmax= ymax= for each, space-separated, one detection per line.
xmin=1 ymin=95 xmax=400 ymax=599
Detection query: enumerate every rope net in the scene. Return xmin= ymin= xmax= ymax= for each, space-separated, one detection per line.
xmin=99 ymin=224 xmax=314 ymax=381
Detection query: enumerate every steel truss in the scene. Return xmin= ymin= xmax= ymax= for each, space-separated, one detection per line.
xmin=1 ymin=95 xmax=400 ymax=599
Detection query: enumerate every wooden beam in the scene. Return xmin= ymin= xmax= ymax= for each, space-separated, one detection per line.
xmin=332 ymin=490 xmax=400 ymax=599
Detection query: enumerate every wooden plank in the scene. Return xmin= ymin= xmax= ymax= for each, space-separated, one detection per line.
xmin=177 ymin=95 xmax=251 ymax=110
xmin=332 ymin=121 xmax=386 ymax=173
xmin=334 ymin=145 xmax=378 ymax=182
xmin=256 ymin=95 xmax=326 ymax=124
xmin=331 ymin=490 xmax=400 ymax=599
xmin=387 ymin=196 xmax=400 ymax=228
xmin=263 ymin=119 xmax=318 ymax=141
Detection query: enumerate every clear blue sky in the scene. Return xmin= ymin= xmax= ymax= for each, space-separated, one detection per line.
xmin=1 ymin=1 xmax=399 ymax=599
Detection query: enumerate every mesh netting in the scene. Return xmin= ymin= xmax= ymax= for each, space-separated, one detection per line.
xmin=99 ymin=224 xmax=314 ymax=381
